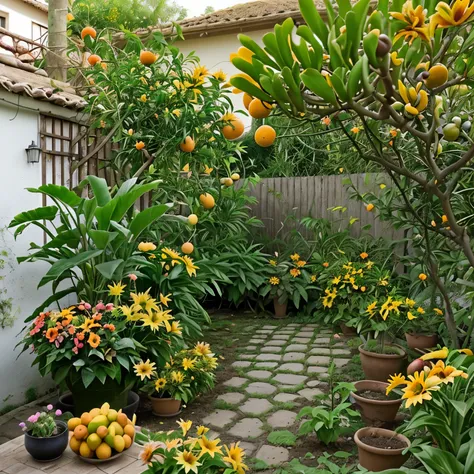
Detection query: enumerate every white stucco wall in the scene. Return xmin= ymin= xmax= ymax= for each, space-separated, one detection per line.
xmin=177 ymin=29 xmax=269 ymax=131
xmin=0 ymin=0 xmax=47 ymax=40
xmin=0 ymin=90 xmax=78 ymax=410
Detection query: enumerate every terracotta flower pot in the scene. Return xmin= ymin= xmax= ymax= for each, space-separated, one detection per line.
xmin=352 ymin=380 xmax=402 ymax=425
xmin=273 ymin=298 xmax=288 ymax=319
xmin=340 ymin=323 xmax=357 ymax=336
xmin=354 ymin=427 xmax=410 ymax=471
xmin=359 ymin=344 xmax=407 ymax=382
xmin=405 ymin=333 xmax=438 ymax=350
xmin=149 ymin=395 xmax=181 ymax=417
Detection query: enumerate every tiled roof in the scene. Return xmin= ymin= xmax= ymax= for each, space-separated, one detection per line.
xmin=0 ymin=55 xmax=86 ymax=110
xmin=20 ymin=0 xmax=48 ymax=13
xmin=131 ymin=0 xmax=325 ymax=40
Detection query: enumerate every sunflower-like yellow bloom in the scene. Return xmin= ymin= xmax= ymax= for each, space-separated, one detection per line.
xmin=398 ymin=81 xmax=429 ymax=117
xmin=390 ymin=1 xmax=431 ymax=44
xmin=431 ymin=0 xmax=474 ymax=31
xmin=402 ymin=371 xmax=442 ymax=407
xmin=428 ymin=360 xmax=468 ymax=384
xmin=420 ymin=346 xmax=449 ymax=361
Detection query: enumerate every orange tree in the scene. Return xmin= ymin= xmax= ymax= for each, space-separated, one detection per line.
xmin=229 ymin=0 xmax=474 ymax=346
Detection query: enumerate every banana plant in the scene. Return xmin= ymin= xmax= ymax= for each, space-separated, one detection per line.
xmin=9 ymin=176 xmax=171 ymax=321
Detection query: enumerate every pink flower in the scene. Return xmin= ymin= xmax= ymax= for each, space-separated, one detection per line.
xmin=72 ymin=347 xmax=79 ymax=355
xmin=55 ymin=409 xmax=62 ymax=416
xmin=27 ymin=414 xmax=39 ymax=423
xmin=78 ymin=304 xmax=85 ymax=311
xmin=47 ymin=404 xmax=53 ymax=411
xmin=333 ymin=333 xmax=341 ymax=339
xmin=105 ymin=303 xmax=114 ymax=311
xmin=19 ymin=422 xmax=26 ymax=429
xmin=95 ymin=302 xmax=106 ymax=311
xmin=84 ymin=303 xmax=91 ymax=310
xmin=128 ymin=274 xmax=137 ymax=281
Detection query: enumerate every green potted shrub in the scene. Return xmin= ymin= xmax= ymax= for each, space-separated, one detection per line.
xmin=403 ymin=302 xmax=442 ymax=350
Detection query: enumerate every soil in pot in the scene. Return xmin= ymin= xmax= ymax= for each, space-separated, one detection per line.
xmin=24 ymin=420 xmax=69 ymax=462
xmin=356 ymin=390 xmax=400 ymax=401
xmin=359 ymin=345 xmax=407 ymax=382
xmin=360 ymin=436 xmax=408 ymax=450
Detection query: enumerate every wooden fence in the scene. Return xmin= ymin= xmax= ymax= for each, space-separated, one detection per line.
xmin=245 ymin=174 xmax=403 ymax=241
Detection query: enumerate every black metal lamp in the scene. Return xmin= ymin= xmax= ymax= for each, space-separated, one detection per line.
xmin=26 ymin=141 xmax=41 ymax=163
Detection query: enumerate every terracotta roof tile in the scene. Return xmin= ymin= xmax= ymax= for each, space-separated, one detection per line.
xmin=20 ymin=0 xmax=48 ymax=13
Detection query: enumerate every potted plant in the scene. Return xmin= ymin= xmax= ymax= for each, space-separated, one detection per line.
xmin=403 ymin=302 xmax=441 ymax=349
xmin=21 ymin=405 xmax=69 ymax=462
xmin=354 ymin=426 xmax=411 ymax=471
xmin=20 ymin=290 xmax=183 ymax=414
xmin=139 ymin=342 xmax=218 ymax=417
xmin=136 ymin=420 xmax=249 ymax=472
xmin=351 ymin=380 xmax=403 ymax=425
xmin=261 ymin=253 xmax=315 ymax=319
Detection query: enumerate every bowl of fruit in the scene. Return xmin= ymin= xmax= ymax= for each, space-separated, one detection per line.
xmin=67 ymin=403 xmax=136 ymax=462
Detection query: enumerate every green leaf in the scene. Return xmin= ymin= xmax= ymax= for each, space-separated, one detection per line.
xmin=298 ymin=0 xmax=329 ymax=48
xmin=96 ymin=259 xmax=124 ymax=280
xmin=301 ymin=69 xmax=338 ymax=106
xmin=267 ymin=430 xmax=297 ymax=446
xmin=29 ymin=184 xmax=83 ymax=207
xmin=88 ymin=230 xmax=118 ymax=249
xmin=81 ymin=368 xmax=95 ymax=388
xmin=53 ymin=365 xmax=70 ymax=385
xmin=114 ymin=338 xmax=135 ymax=350
xmin=9 ymin=206 xmax=58 ymax=228
xmin=73 ymin=359 xmax=85 ymax=367
xmin=129 ymin=204 xmax=171 ymax=237
xmin=230 ymin=77 xmax=273 ymax=103
xmin=87 ymin=176 xmax=111 ymax=206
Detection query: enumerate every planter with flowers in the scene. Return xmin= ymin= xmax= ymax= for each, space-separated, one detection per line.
xmin=136 ymin=420 xmax=248 ymax=473
xmin=138 ymin=342 xmax=218 ymax=417
xmin=21 ymin=406 xmax=69 ymax=462
xmin=261 ymin=253 xmax=316 ymax=318
xmin=402 ymin=301 xmax=442 ymax=349
xmin=20 ymin=290 xmax=183 ymax=415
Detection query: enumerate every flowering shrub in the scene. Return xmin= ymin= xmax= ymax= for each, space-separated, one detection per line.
xmin=136 ymin=343 xmax=218 ymax=403
xmin=20 ymin=292 xmax=183 ymax=389
xmin=136 ymin=420 xmax=248 ymax=473
xmin=19 ymin=405 xmax=65 ymax=438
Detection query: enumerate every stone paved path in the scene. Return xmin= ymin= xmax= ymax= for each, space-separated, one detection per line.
xmin=203 ymin=323 xmax=353 ymax=469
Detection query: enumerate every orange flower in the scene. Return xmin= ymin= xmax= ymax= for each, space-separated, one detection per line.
xmin=360 ymin=252 xmax=369 ymax=259
xmin=88 ymin=333 xmax=101 ymax=348
xmin=136 ymin=141 xmax=145 ymax=150
xmin=290 ymin=268 xmax=301 ymax=278
xmin=68 ymin=326 xmax=76 ymax=335
xmin=76 ymin=332 xmax=85 ymax=341
xmin=419 ymin=273 xmax=428 ymax=281
xmin=93 ymin=313 xmax=102 ymax=321
xmin=367 ymin=203 xmax=375 ymax=212
xmin=104 ymin=324 xmax=115 ymax=331
xmin=321 ymin=116 xmax=331 ymax=126
xmin=323 ymin=262 xmax=329 ymax=268
xmin=46 ymin=327 xmax=59 ymax=342
xmin=61 ymin=315 xmax=73 ymax=326
xmin=390 ymin=129 xmax=398 ymax=137
xmin=442 ymin=215 xmax=448 ymax=224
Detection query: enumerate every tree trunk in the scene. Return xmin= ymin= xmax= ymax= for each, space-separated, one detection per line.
xmin=46 ymin=0 xmax=68 ymax=81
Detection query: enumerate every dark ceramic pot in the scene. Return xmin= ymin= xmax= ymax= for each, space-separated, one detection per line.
xmin=24 ymin=420 xmax=68 ymax=461
xmin=58 ymin=391 xmax=140 ymax=418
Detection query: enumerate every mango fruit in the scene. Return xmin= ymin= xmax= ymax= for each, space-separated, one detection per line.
xmin=124 ymin=424 xmax=135 ymax=438
xmin=69 ymin=436 xmax=81 ymax=453
xmin=88 ymin=415 xmax=109 ymax=434
xmin=79 ymin=441 xmax=93 ymax=458
xmin=105 ymin=434 xmax=115 ymax=449
xmin=123 ymin=434 xmax=132 ymax=449
xmin=96 ymin=425 xmax=108 ymax=438
xmin=109 ymin=421 xmax=123 ymax=436
xmin=73 ymin=425 xmax=88 ymax=440
xmin=107 ymin=409 xmax=118 ymax=422
xmin=67 ymin=417 xmax=82 ymax=431
xmin=87 ymin=433 xmax=102 ymax=451
xmin=117 ymin=413 xmax=128 ymax=428
xmin=114 ymin=435 xmax=125 ymax=453
xmin=96 ymin=442 xmax=112 ymax=460
xmin=89 ymin=408 xmax=101 ymax=418
xmin=100 ymin=402 xmax=110 ymax=416
xmin=80 ymin=412 xmax=92 ymax=425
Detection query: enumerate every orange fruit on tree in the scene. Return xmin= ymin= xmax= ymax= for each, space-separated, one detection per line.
xmin=243 ymin=93 xmax=253 ymax=110
xmin=231 ymin=173 xmax=240 ymax=181
xmin=188 ymin=214 xmax=198 ymax=226
xmin=140 ymin=50 xmax=157 ymax=66
xmin=254 ymin=125 xmax=276 ymax=147
xmin=221 ymin=177 xmax=233 ymax=187
xmin=88 ymin=54 xmax=101 ymax=66
xmin=182 ymin=242 xmax=194 ymax=254
xmin=67 ymin=13 xmax=74 ymax=21
xmin=199 ymin=193 xmax=215 ymax=210
xmin=135 ymin=141 xmax=145 ymax=150
xmin=222 ymin=117 xmax=245 ymax=140
xmin=249 ymin=99 xmax=272 ymax=119
xmin=81 ymin=26 xmax=97 ymax=40
xmin=180 ymin=136 xmax=195 ymax=153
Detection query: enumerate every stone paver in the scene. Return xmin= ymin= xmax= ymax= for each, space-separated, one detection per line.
xmin=255 ymin=330 xmax=273 ymax=334
xmin=307 ymin=366 xmax=329 ymax=374
xmin=232 ymin=361 xmax=252 ymax=368
xmin=307 ymin=355 xmax=331 ymax=366
xmin=314 ymin=337 xmax=331 ymax=344
xmin=239 ymin=354 xmax=255 ymax=360
xmin=255 ymin=362 xmax=279 ymax=369
xmin=278 ymin=362 xmax=304 ymax=373
xmin=244 ymin=345 xmax=257 ymax=351
xmin=245 ymin=382 xmax=277 ymax=395
xmin=264 ymin=340 xmax=286 ymax=346
xmin=293 ymin=337 xmax=311 ymax=343
xmin=228 ymin=418 xmax=264 ymax=439
xmin=262 ymin=325 xmax=276 ymax=330
xmin=295 ymin=332 xmax=314 ymax=338
xmin=332 ymin=358 xmax=351 ymax=367
xmin=249 ymin=339 xmax=266 ymax=344
xmin=224 ymin=377 xmax=248 ymax=388
xmin=261 ymin=346 xmax=282 ymax=353
xmin=256 ymin=354 xmax=281 ymax=362
xmin=272 ymin=334 xmax=290 ymax=340
xmin=273 ymin=373 xmax=308 ymax=385
xmin=307 ymin=380 xmax=321 ymax=387
xmin=255 ymin=445 xmax=290 ymax=465
xmin=309 ymin=347 xmax=331 ymax=355
xmin=298 ymin=388 xmax=324 ymax=400
xmin=239 ymin=441 xmax=257 ymax=456
xmin=247 ymin=370 xmax=272 ymax=380
xmin=267 ymin=410 xmax=297 ymax=428
xmin=203 ymin=409 xmax=238 ymax=428
xmin=217 ymin=393 xmax=246 ymax=404
xmin=274 ymin=393 xmax=301 ymax=403
xmin=332 ymin=348 xmax=352 ymax=356
xmin=282 ymin=352 xmax=305 ymax=362
xmin=286 ymin=344 xmax=308 ymax=352
xmin=240 ymin=398 xmax=273 ymax=415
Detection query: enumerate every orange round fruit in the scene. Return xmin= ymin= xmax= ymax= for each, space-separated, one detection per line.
xmin=249 ymin=99 xmax=272 ymax=119
xmin=231 ymin=173 xmax=240 ymax=181
xmin=96 ymin=425 xmax=108 ymax=438
xmin=124 ymin=424 xmax=135 ymax=438
xmin=88 ymin=54 xmax=101 ymax=66
xmin=199 ymin=193 xmax=215 ymax=210
xmin=180 ymin=136 xmax=195 ymax=153
xmin=79 ymin=441 xmax=93 ymax=458
xmin=243 ymin=93 xmax=253 ymax=110
xmin=68 ymin=417 xmax=82 ymax=431
xmin=425 ymin=63 xmax=448 ymax=89
xmin=81 ymin=26 xmax=97 ymax=40
xmin=222 ymin=119 xmax=245 ymax=140
xmin=89 ymin=408 xmax=101 ymax=418
xmin=123 ymin=434 xmax=132 ymax=449
xmin=67 ymin=13 xmax=74 ymax=22
xmin=181 ymin=242 xmax=194 ymax=254
xmin=117 ymin=413 xmax=128 ymax=427
xmin=80 ymin=412 xmax=92 ymax=425
xmin=188 ymin=214 xmax=198 ymax=226
xmin=74 ymin=425 xmax=88 ymax=440
xmin=222 ymin=177 xmax=233 ymax=187
xmin=254 ymin=125 xmax=276 ymax=147
xmin=96 ymin=442 xmax=112 ymax=460
xmin=69 ymin=436 xmax=81 ymax=453
xmin=135 ymin=141 xmax=145 ymax=150
xmin=140 ymin=50 xmax=157 ymax=66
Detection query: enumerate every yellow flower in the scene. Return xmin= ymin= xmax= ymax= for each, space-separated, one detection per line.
xmin=196 ymin=425 xmax=209 ymax=436
xmin=142 ymin=310 xmax=170 ymax=331
xmin=339 ymin=167 xmax=344 ymax=173
xmin=155 ymin=378 xmax=167 ymax=391
xmin=269 ymin=276 xmax=280 ymax=285
xmin=433 ymin=308 xmax=443 ymax=315
xmin=459 ymin=348 xmax=474 ymax=356
xmin=290 ymin=253 xmax=300 ymax=261
xmin=140 ymin=442 xmax=159 ymax=465
xmin=174 ymin=450 xmax=201 ymax=474
xmin=140 ymin=94 xmax=147 ymax=103
xmin=442 ymin=214 xmax=448 ymax=223
xmin=162 ymin=247 xmax=181 ymax=261
xmin=431 ymin=0 xmax=474 ymax=30
xmin=419 ymin=273 xmax=428 ymax=281
xmin=311 ymin=275 xmax=317 ymax=282
xmin=322 ymin=288 xmax=337 ymax=308
xmin=224 ymin=443 xmax=248 ymax=473
xmin=417 ymin=307 xmax=425 ymax=314
xmin=134 ymin=359 xmax=156 ymax=381
xmin=204 ymin=165 xmax=214 ymax=175
xmin=332 ymin=276 xmax=341 ymax=285
xmin=390 ymin=1 xmax=431 ymax=44
xmin=398 ymin=80 xmax=429 ymax=116
xmin=172 ymin=371 xmax=185 ymax=383
xmin=402 ymin=371 xmax=441 ymax=408
xmin=405 ymin=298 xmax=416 ymax=308
xmin=182 ymin=163 xmax=190 ymax=172
xmin=360 ymin=252 xmax=368 ymax=259
xmin=165 ymin=320 xmax=182 ymax=335
xmin=269 ymin=259 xmax=277 ymax=266
xmin=88 ymin=333 xmax=101 ymax=348
xmin=131 ymin=289 xmax=160 ymax=313
xmin=296 ymin=260 xmax=306 ymax=268
xmin=386 ymin=373 xmax=407 ymax=394
xmin=108 ymin=281 xmax=126 ymax=297
xmin=182 ymin=357 xmax=197 ymax=371
xmin=212 ymin=69 xmax=227 ymax=82
xmin=120 ymin=305 xmax=142 ymax=321
xmin=407 ymin=311 xmax=417 ymax=320
xmin=198 ymin=436 xmax=223 ymax=458
xmin=420 ymin=347 xmax=449 ymax=361
xmin=366 ymin=204 xmax=374 ymax=212
xmin=351 ymin=126 xmax=361 ymax=134
xmin=172 ymin=109 xmax=181 ymax=117
xmin=138 ymin=242 xmax=157 ymax=252
xmin=160 ymin=293 xmax=172 ymax=307
xmin=390 ymin=52 xmax=404 ymax=66
xmin=165 ymin=438 xmax=183 ymax=451
xmin=290 ymin=268 xmax=301 ymax=278
xmin=79 ymin=317 xmax=101 ymax=333
xmin=428 ymin=360 xmax=468 ymax=384
xmin=366 ymin=301 xmax=377 ymax=318
xmin=182 ymin=255 xmax=199 ymax=277
xmin=194 ymin=342 xmax=213 ymax=357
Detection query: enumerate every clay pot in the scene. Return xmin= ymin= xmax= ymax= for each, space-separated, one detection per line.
xmin=149 ymin=395 xmax=181 ymax=417
xmin=340 ymin=323 xmax=357 ymax=336
xmin=405 ymin=333 xmax=438 ymax=350
xmin=359 ymin=344 xmax=407 ymax=382
xmin=355 ymin=427 xmax=410 ymax=471
xmin=273 ymin=298 xmax=288 ymax=319
xmin=352 ymin=381 xmax=402 ymax=425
